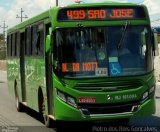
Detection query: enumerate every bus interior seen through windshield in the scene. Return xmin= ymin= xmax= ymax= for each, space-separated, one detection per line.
xmin=54 ymin=25 xmax=153 ymax=78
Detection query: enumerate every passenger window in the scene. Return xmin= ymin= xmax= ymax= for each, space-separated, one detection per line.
xmin=32 ymin=23 xmax=44 ymax=56
xmin=12 ymin=33 xmax=15 ymax=57
xmin=37 ymin=23 xmax=44 ymax=56
xmin=32 ymin=25 xmax=37 ymax=56
xmin=25 ymin=27 xmax=32 ymax=56
xmin=7 ymin=35 xmax=11 ymax=57
xmin=16 ymin=32 xmax=20 ymax=57
xmin=15 ymin=33 xmax=17 ymax=56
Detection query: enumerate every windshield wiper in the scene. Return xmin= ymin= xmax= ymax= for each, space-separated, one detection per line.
xmin=117 ymin=21 xmax=130 ymax=49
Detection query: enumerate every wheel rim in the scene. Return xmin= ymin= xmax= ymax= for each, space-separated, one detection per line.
xmin=42 ymin=102 xmax=50 ymax=126
xmin=42 ymin=102 xmax=47 ymax=122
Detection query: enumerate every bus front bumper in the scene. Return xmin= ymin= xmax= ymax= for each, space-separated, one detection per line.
xmin=54 ymin=96 xmax=156 ymax=121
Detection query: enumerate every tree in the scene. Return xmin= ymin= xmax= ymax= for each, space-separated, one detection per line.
xmin=0 ymin=34 xmax=5 ymax=45
xmin=0 ymin=33 xmax=6 ymax=60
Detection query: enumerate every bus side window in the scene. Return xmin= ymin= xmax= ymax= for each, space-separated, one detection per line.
xmin=25 ymin=27 xmax=32 ymax=56
xmin=11 ymin=33 xmax=15 ymax=57
xmin=36 ymin=23 xmax=44 ymax=56
xmin=32 ymin=23 xmax=44 ymax=56
xmin=15 ymin=33 xmax=17 ymax=57
xmin=32 ymin=25 xmax=37 ymax=56
xmin=7 ymin=35 xmax=11 ymax=57
xmin=36 ymin=32 xmax=40 ymax=55
xmin=16 ymin=32 xmax=20 ymax=57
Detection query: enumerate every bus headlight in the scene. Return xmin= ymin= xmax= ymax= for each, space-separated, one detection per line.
xmin=141 ymin=91 xmax=149 ymax=103
xmin=149 ymin=86 xmax=155 ymax=95
xmin=142 ymin=91 xmax=149 ymax=101
xmin=57 ymin=90 xmax=77 ymax=108
xmin=67 ymin=96 xmax=77 ymax=108
xmin=57 ymin=90 xmax=66 ymax=102
xmin=141 ymin=85 xmax=155 ymax=103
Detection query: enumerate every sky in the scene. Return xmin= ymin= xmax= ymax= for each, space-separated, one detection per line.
xmin=0 ymin=0 xmax=160 ymax=34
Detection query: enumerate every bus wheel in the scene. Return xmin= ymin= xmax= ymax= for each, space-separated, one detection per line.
xmin=43 ymin=114 xmax=52 ymax=127
xmin=38 ymin=90 xmax=52 ymax=127
xmin=42 ymin=102 xmax=53 ymax=127
xmin=14 ymin=84 xmax=24 ymax=112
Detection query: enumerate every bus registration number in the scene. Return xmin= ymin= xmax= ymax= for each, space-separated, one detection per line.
xmin=78 ymin=97 xmax=96 ymax=104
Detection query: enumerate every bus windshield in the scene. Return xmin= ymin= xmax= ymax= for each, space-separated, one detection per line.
xmin=54 ymin=25 xmax=153 ymax=78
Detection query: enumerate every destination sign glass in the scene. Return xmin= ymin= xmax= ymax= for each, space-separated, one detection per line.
xmin=58 ymin=6 xmax=146 ymax=21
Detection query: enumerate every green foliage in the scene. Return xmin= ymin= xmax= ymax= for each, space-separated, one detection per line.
xmin=0 ymin=34 xmax=4 ymax=40
xmin=0 ymin=48 xmax=6 ymax=60
xmin=0 ymin=34 xmax=5 ymax=44
xmin=0 ymin=34 xmax=6 ymax=60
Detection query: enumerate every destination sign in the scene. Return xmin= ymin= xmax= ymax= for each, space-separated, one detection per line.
xmin=58 ymin=6 xmax=146 ymax=21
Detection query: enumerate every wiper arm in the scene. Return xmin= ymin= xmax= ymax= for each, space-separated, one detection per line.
xmin=117 ymin=21 xmax=130 ymax=49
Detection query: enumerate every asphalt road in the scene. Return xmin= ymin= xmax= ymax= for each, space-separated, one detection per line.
xmin=0 ymin=71 xmax=160 ymax=132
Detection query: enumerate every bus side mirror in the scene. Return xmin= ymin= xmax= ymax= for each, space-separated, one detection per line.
xmin=45 ymin=35 xmax=51 ymax=52
xmin=153 ymin=32 xmax=159 ymax=56
xmin=45 ymin=27 xmax=52 ymax=52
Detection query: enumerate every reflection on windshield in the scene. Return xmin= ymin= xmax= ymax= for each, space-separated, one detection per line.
xmin=54 ymin=26 xmax=153 ymax=78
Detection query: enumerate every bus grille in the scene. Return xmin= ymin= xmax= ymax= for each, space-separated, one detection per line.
xmin=78 ymin=101 xmax=139 ymax=115
xmin=75 ymin=80 xmax=142 ymax=92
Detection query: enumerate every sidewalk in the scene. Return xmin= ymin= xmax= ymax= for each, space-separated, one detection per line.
xmin=0 ymin=70 xmax=7 ymax=82
xmin=0 ymin=60 xmax=6 ymax=71
xmin=156 ymin=81 xmax=160 ymax=86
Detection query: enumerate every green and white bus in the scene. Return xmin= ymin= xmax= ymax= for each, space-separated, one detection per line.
xmin=7 ymin=2 xmax=158 ymax=126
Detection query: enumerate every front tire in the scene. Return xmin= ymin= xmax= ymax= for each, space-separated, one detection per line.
xmin=43 ymin=114 xmax=53 ymax=127
xmin=38 ymin=89 xmax=53 ymax=127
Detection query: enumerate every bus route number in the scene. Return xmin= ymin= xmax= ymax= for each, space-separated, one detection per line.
xmin=67 ymin=9 xmax=106 ymax=19
xmin=67 ymin=10 xmax=85 ymax=19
